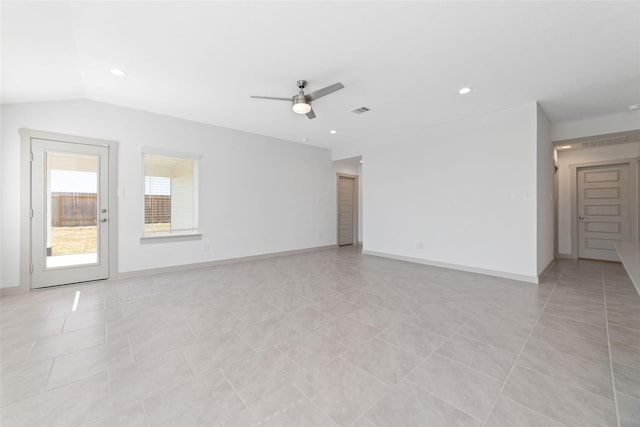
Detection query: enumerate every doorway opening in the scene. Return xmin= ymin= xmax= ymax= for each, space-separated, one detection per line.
xmin=20 ymin=129 xmax=118 ymax=290
xmin=570 ymin=160 xmax=638 ymax=262
xmin=553 ymin=131 xmax=640 ymax=261
xmin=333 ymin=156 xmax=362 ymax=247
xmin=337 ymin=174 xmax=358 ymax=246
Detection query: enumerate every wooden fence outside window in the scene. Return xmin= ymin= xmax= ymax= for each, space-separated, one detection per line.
xmin=50 ymin=193 xmax=171 ymax=226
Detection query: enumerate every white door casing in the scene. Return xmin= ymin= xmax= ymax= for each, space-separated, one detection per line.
xmin=337 ymin=174 xmax=357 ymax=246
xmin=577 ymin=164 xmax=630 ymax=261
xmin=17 ymin=129 xmax=117 ymax=292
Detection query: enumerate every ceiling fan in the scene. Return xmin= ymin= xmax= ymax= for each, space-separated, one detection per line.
xmin=251 ymin=80 xmax=344 ymax=119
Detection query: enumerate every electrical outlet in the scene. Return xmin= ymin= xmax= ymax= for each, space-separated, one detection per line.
xmin=202 ymin=242 xmax=210 ymax=252
xmin=417 ymin=241 xmax=424 ymax=249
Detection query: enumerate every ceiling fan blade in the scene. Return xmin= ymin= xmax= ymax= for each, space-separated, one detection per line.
xmin=306 ymin=82 xmax=344 ymax=101
xmin=306 ymin=109 xmax=316 ymax=120
xmin=250 ymin=96 xmax=291 ymax=101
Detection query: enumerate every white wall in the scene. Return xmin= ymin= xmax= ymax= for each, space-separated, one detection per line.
xmin=536 ymin=104 xmax=554 ymax=274
xmin=1 ymin=100 xmax=335 ymax=288
xmin=557 ymin=141 xmax=640 ymax=256
xmin=363 ymin=103 xmax=540 ymax=282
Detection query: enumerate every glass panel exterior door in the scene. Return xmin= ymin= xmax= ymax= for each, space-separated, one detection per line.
xmin=46 ymin=151 xmax=99 ymax=268
xmin=31 ymin=139 xmax=109 ymax=288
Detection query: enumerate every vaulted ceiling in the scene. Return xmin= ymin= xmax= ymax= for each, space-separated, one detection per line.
xmin=2 ymin=1 xmax=639 ymax=150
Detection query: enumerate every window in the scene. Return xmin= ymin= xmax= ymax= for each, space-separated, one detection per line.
xmin=142 ymin=150 xmax=199 ymax=237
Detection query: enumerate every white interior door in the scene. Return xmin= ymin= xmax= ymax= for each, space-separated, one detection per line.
xmin=31 ymin=139 xmax=110 ymax=288
xmin=577 ymin=164 xmax=630 ymax=261
xmin=338 ymin=175 xmax=355 ymax=246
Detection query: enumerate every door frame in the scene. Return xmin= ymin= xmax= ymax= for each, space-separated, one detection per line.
xmin=569 ymin=157 xmax=639 ymax=259
xmin=336 ymin=173 xmax=358 ymax=246
xmin=19 ymin=129 xmax=118 ymax=292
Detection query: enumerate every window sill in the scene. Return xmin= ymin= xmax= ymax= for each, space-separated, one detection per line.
xmin=140 ymin=233 xmax=202 ymax=243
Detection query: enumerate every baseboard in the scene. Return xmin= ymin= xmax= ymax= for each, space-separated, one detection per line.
xmin=116 ymin=244 xmax=338 ymax=280
xmin=537 ymin=259 xmax=555 ymax=281
xmin=0 ymin=244 xmax=338 ymax=295
xmin=362 ymin=250 xmax=539 ymax=284
xmin=614 ymin=242 xmax=640 ymax=296
xmin=0 ymin=284 xmax=28 ymax=296
xmin=556 ymin=253 xmax=576 ymax=260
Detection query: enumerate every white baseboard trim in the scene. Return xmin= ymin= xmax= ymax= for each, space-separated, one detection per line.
xmin=362 ymin=250 xmax=539 ymax=284
xmin=614 ymin=242 xmax=640 ymax=296
xmin=557 ymin=253 xmax=576 ymax=260
xmin=0 ymin=244 xmax=338 ymax=295
xmin=116 ymin=244 xmax=338 ymax=280
xmin=0 ymin=284 xmax=27 ymax=296
xmin=537 ymin=259 xmax=555 ymax=281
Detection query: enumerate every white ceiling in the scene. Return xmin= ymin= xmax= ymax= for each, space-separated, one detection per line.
xmin=2 ymin=1 xmax=639 ymax=151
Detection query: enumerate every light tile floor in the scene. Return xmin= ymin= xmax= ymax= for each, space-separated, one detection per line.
xmin=1 ymin=247 xmax=639 ymax=426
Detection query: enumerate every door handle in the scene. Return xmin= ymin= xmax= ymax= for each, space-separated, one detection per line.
xmin=578 ymin=216 xmax=585 ymax=220
xmin=100 ymin=218 xmax=108 ymax=223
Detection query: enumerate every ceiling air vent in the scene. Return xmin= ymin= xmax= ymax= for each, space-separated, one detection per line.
xmin=580 ymin=135 xmax=627 ymax=149
xmin=352 ymin=107 xmax=371 ymax=114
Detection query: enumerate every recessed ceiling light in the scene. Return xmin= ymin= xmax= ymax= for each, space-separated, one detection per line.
xmin=329 ymin=130 xmax=337 ymax=134
xmin=359 ymin=160 xmax=363 ymax=163
xmin=629 ymin=104 xmax=640 ymax=111
xmin=110 ymin=68 xmax=126 ymax=77
xmin=458 ymin=87 xmax=473 ymax=95
xmin=557 ymin=145 xmax=572 ymax=150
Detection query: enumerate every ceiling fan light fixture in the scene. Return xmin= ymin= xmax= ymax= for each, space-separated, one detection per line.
xmin=251 ymin=80 xmax=343 ymax=119
xmin=292 ymin=95 xmax=311 ymax=114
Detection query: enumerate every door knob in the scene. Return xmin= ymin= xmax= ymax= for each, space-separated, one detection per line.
xmin=578 ymin=216 xmax=584 ymax=220
xmin=100 ymin=218 xmax=108 ymax=222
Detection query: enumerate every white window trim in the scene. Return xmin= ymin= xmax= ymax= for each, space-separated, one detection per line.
xmin=140 ymin=147 xmax=201 ymax=242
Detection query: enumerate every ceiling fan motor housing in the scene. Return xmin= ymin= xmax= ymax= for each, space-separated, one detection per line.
xmin=292 ymin=94 xmax=311 ymax=113
xmin=292 ymin=94 xmax=308 ymax=104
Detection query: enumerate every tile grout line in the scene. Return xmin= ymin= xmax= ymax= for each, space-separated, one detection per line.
xmin=140 ymin=392 xmax=151 ymax=427
xmin=429 ymin=350 xmax=509 ymax=385
xmin=23 ymin=339 xmax=38 ymax=368
xmin=537 ymin=310 xmax=611 ymax=338
xmin=106 ymin=370 xmax=114 ymax=416
xmin=343 ymin=319 xmax=475 ymax=426
xmin=602 ymin=270 xmax=622 ymax=427
xmin=480 ymin=265 xmax=562 ymax=427
xmin=373 ymin=331 xmax=438 ymax=361
xmin=218 ymin=367 xmax=250 ymax=410
xmin=400 ymin=319 xmax=489 ymax=423
xmin=289 ymin=382 xmax=342 ymax=427
xmin=42 ymin=356 xmax=55 ymax=394
xmin=540 ymin=309 xmax=607 ymax=329
xmin=404 ymin=373 xmax=484 ymax=423
xmin=338 ymin=355 xmax=402 ymax=427
xmin=231 ymin=330 xmax=260 ymax=353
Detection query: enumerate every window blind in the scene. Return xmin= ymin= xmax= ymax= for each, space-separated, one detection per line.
xmin=142 ymin=152 xmax=199 ymax=236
